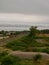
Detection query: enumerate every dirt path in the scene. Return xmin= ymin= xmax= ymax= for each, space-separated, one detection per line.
xmin=0 ymin=33 xmax=28 ymax=46
xmin=10 ymin=51 xmax=49 ymax=59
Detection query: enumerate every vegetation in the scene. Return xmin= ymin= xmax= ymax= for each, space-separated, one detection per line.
xmin=29 ymin=26 xmax=37 ymax=38
xmin=0 ymin=51 xmax=49 ymax=65
xmin=5 ymin=26 xmax=49 ymax=54
xmin=33 ymin=54 xmax=42 ymax=62
xmin=0 ymin=26 xmax=49 ymax=65
xmin=40 ymin=29 xmax=49 ymax=34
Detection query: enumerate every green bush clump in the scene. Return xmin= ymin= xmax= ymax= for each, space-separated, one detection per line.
xmin=1 ymin=55 xmax=21 ymax=65
xmin=6 ymin=40 xmax=28 ymax=51
xmin=33 ymin=54 xmax=42 ymax=62
xmin=42 ymin=48 xmax=49 ymax=54
xmin=0 ymin=51 xmax=8 ymax=61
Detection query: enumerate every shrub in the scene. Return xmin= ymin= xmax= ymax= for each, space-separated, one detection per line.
xmin=1 ymin=55 xmax=21 ymax=65
xmin=43 ymin=48 xmax=49 ymax=54
xmin=0 ymin=51 xmax=8 ymax=61
xmin=6 ymin=41 xmax=27 ymax=51
xmin=33 ymin=54 xmax=42 ymax=62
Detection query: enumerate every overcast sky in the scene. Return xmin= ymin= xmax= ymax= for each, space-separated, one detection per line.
xmin=0 ymin=0 xmax=49 ymax=25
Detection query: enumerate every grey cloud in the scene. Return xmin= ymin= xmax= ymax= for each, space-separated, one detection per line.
xmin=0 ymin=0 xmax=49 ymax=15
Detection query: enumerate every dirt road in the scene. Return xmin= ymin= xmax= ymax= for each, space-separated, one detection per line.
xmin=10 ymin=51 xmax=49 ymax=59
xmin=0 ymin=33 xmax=28 ymax=46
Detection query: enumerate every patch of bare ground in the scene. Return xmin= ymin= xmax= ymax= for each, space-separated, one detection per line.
xmin=10 ymin=51 xmax=49 ymax=60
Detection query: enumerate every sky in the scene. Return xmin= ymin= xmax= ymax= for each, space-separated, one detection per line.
xmin=0 ymin=0 xmax=49 ymax=25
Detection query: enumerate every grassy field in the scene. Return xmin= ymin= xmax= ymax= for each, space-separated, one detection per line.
xmin=0 ymin=30 xmax=49 ymax=65
xmin=5 ymin=35 xmax=49 ymax=54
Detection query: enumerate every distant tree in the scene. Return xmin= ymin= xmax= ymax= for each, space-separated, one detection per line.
xmin=1 ymin=30 xmax=6 ymax=37
xmin=29 ymin=26 xmax=37 ymax=38
xmin=10 ymin=32 xmax=13 ymax=35
xmin=40 ymin=29 xmax=49 ymax=34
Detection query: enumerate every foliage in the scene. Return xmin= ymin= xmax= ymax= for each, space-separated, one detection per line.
xmin=40 ymin=29 xmax=49 ymax=34
xmin=33 ymin=54 xmax=42 ymax=62
xmin=6 ymin=35 xmax=49 ymax=53
xmin=0 ymin=52 xmax=49 ymax=65
xmin=1 ymin=30 xmax=7 ymax=36
xmin=1 ymin=55 xmax=21 ymax=65
xmin=6 ymin=40 xmax=27 ymax=51
xmin=43 ymin=48 xmax=49 ymax=54
xmin=29 ymin=26 xmax=37 ymax=38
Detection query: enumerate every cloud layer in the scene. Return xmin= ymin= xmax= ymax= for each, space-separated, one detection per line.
xmin=0 ymin=13 xmax=49 ymax=24
xmin=0 ymin=0 xmax=49 ymax=26
xmin=0 ymin=0 xmax=49 ymax=15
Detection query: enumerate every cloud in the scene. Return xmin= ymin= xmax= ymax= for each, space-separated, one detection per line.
xmin=0 ymin=13 xmax=49 ymax=23
xmin=0 ymin=0 xmax=49 ymax=30
xmin=0 ymin=0 xmax=49 ymax=15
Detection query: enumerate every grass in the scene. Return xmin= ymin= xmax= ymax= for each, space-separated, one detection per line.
xmin=5 ymin=35 xmax=49 ymax=54
xmin=1 ymin=29 xmax=49 ymax=65
xmin=6 ymin=40 xmax=27 ymax=51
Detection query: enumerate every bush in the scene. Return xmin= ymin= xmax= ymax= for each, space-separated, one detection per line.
xmin=1 ymin=55 xmax=21 ymax=65
xmin=0 ymin=51 xmax=8 ymax=61
xmin=6 ymin=41 xmax=27 ymax=51
xmin=43 ymin=48 xmax=49 ymax=54
xmin=33 ymin=54 xmax=42 ymax=62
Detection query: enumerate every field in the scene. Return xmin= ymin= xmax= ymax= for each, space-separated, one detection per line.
xmin=0 ymin=29 xmax=49 ymax=65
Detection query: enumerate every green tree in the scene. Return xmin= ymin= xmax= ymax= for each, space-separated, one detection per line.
xmin=29 ymin=26 xmax=37 ymax=38
xmin=1 ymin=30 xmax=6 ymax=39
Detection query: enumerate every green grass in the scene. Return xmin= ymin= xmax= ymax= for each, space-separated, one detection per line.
xmin=5 ymin=35 xmax=49 ymax=53
xmin=6 ymin=40 xmax=27 ymax=51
